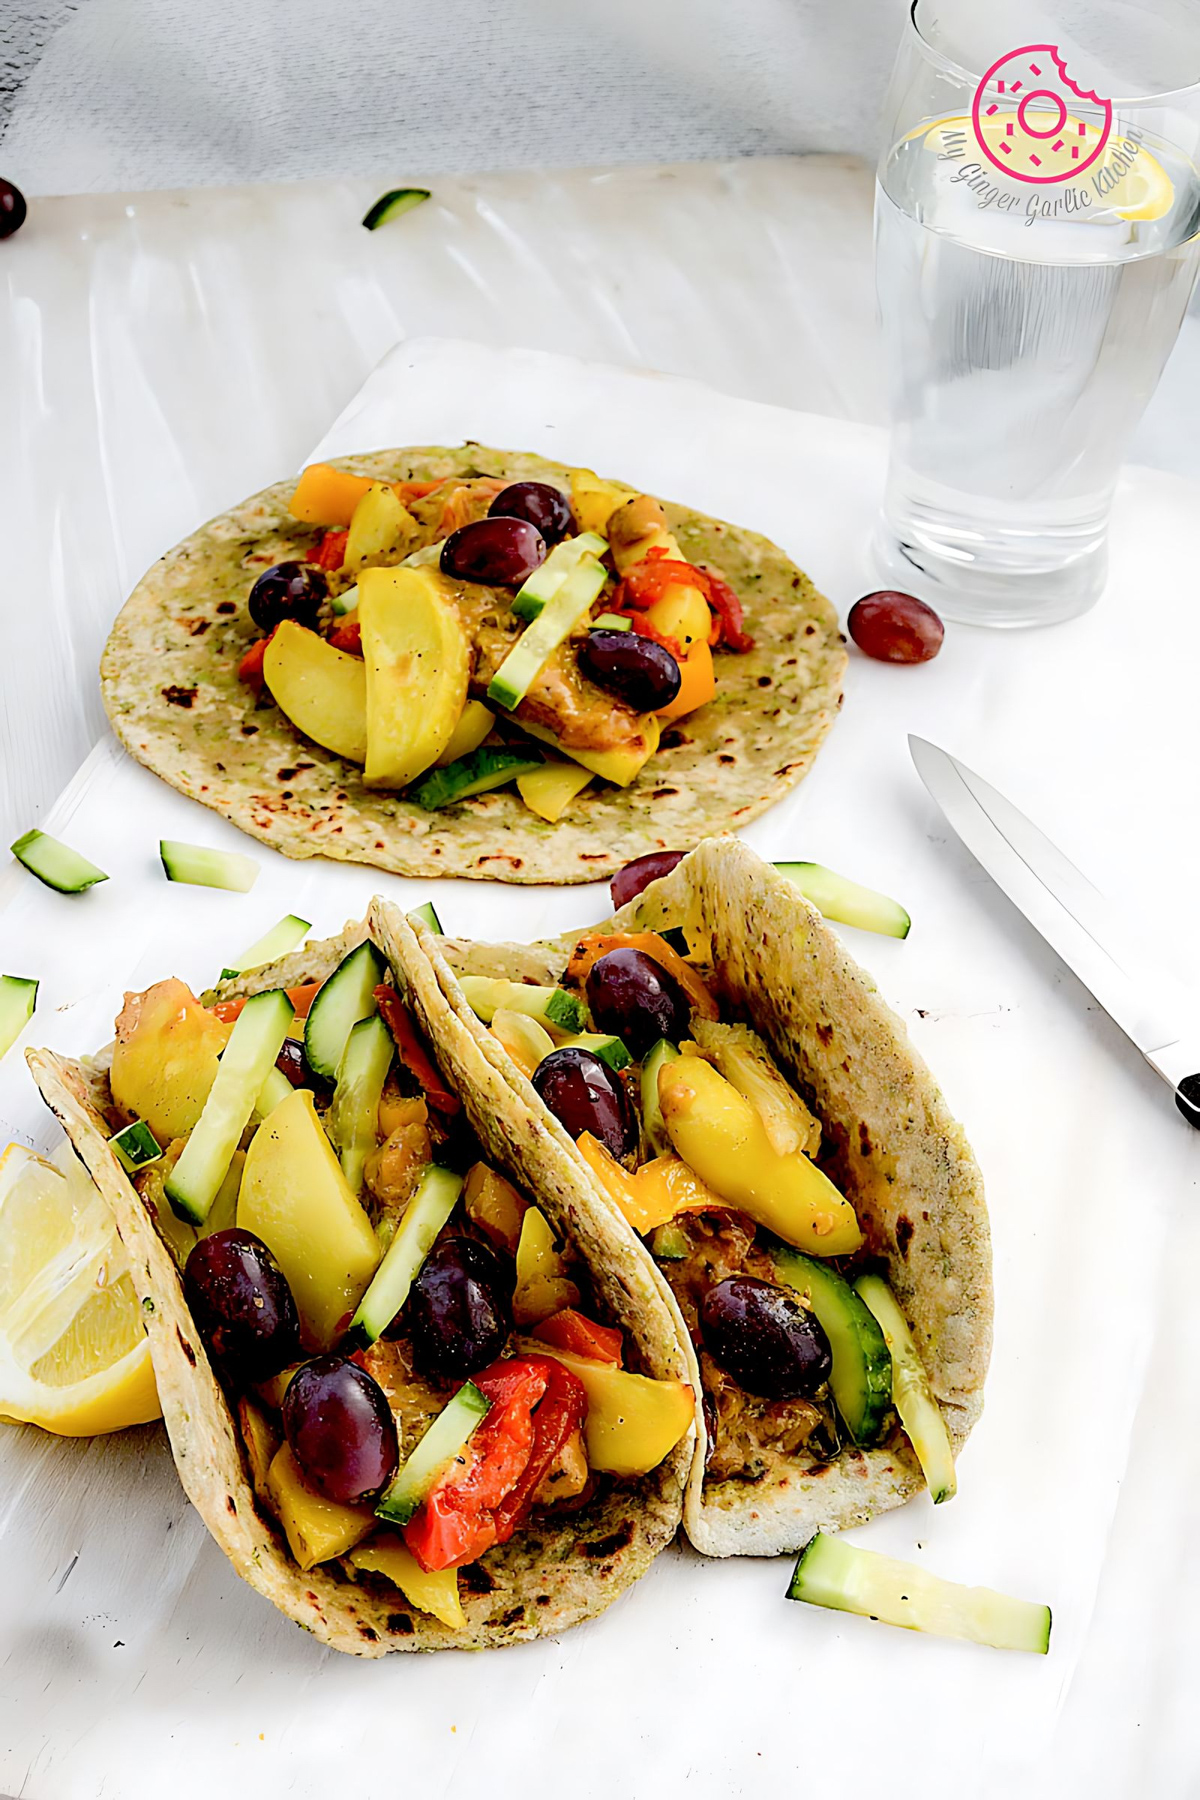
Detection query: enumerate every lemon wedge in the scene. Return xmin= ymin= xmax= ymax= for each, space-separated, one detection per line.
xmin=919 ymin=114 xmax=1175 ymax=221
xmin=0 ymin=1141 xmax=161 ymax=1435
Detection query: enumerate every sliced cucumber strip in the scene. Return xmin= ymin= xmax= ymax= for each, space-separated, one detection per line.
xmin=254 ymin=1064 xmax=295 ymax=1121
xmin=330 ymin=583 xmax=359 ymax=616
xmin=166 ymin=988 xmax=294 ymax=1225
xmin=458 ymin=976 xmax=585 ymax=1034
xmin=641 ymin=1039 xmax=681 ymax=1156
xmin=409 ymin=901 xmax=443 ymax=933
xmin=11 ymin=830 xmax=107 ymax=894
xmin=362 ymin=187 xmax=431 ymax=230
xmin=329 ymin=1014 xmax=395 ymax=1195
xmin=649 ymin=1219 xmax=689 ymax=1260
xmin=855 ymin=1273 xmax=956 ymax=1501
xmin=511 ymin=532 xmax=608 ymax=622
xmin=110 ymin=1119 xmax=163 ymax=1174
xmin=376 ymin=1382 xmax=491 ymax=1526
xmin=411 ymin=746 xmax=545 ymax=811
xmin=160 ymin=840 xmax=259 ymax=893
xmin=224 ymin=914 xmax=311 ymax=978
xmin=401 ymin=541 xmax=445 ymax=568
xmin=487 ymin=556 xmax=608 ymax=710
xmin=348 ymin=1164 xmax=464 ymax=1345
xmin=303 ymin=939 xmax=387 ymax=1082
xmin=774 ymin=1250 xmax=891 ymax=1446
xmin=775 ymin=863 xmax=910 ymax=939
xmin=0 ymin=976 xmax=38 ymax=1059
xmin=787 ymin=1532 xmax=1051 ymax=1653
xmin=591 ymin=612 xmax=632 ymax=632
xmin=558 ymin=1032 xmax=631 ymax=1074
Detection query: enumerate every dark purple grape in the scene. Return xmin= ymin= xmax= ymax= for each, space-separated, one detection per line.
xmin=585 ymin=948 xmax=690 ymax=1059
xmin=248 ymin=560 xmax=327 ymax=633
xmin=440 ymin=517 xmax=546 ymax=587
xmin=610 ymin=850 xmax=686 ymax=911
xmin=532 ymin=1047 xmax=636 ymax=1161
xmin=275 ymin=1036 xmax=322 ymax=1090
xmin=700 ymin=1277 xmax=832 ymax=1400
xmin=409 ymin=1237 xmax=512 ymax=1380
xmin=488 ymin=481 xmax=573 ymax=544
xmin=282 ymin=1354 xmax=398 ymax=1504
xmin=183 ymin=1228 xmax=301 ymax=1385
xmin=580 ymin=631 xmax=681 ymax=712
xmin=848 ymin=591 xmax=944 ymax=664
xmin=0 ymin=180 xmax=27 ymax=240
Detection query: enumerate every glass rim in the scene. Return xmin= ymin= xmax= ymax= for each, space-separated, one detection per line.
xmin=907 ymin=0 xmax=1200 ymax=107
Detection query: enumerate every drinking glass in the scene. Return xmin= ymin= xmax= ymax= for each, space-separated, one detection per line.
xmin=873 ymin=0 xmax=1200 ymax=626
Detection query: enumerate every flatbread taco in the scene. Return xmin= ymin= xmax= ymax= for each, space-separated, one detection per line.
xmin=101 ymin=446 xmax=845 ymax=884
xmin=28 ymin=919 xmax=694 ymax=1654
xmin=372 ymin=837 xmax=992 ymax=1555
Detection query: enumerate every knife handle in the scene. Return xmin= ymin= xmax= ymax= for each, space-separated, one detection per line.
xmin=1175 ymin=1074 xmax=1200 ymax=1129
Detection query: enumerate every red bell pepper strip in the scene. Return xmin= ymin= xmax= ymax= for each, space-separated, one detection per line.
xmin=628 ymin=613 xmax=684 ymax=660
xmin=309 ymin=529 xmax=349 ymax=571
xmin=237 ymin=627 xmax=277 ymax=693
xmin=373 ymin=984 xmax=461 ymax=1116
xmin=612 ymin=548 xmax=754 ymax=653
xmin=210 ymin=980 xmax=322 ymax=1024
xmin=327 ymin=618 xmax=362 ymax=655
xmin=532 ymin=1308 xmax=624 ymax=1366
xmin=697 ymin=563 xmax=754 ymax=653
xmin=403 ymin=1356 xmax=587 ymax=1572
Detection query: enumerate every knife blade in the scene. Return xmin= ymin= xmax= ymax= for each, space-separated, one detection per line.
xmin=909 ymin=736 xmax=1200 ymax=1128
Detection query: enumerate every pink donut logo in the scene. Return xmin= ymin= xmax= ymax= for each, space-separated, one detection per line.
xmin=971 ymin=44 xmax=1112 ymax=184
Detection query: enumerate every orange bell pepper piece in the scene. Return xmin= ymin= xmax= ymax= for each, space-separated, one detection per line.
xmin=575 ymin=1132 xmax=723 ymax=1234
xmin=211 ymin=981 xmax=321 ymax=1024
xmin=657 ymin=638 xmax=715 ymax=723
xmin=291 ymin=465 xmax=448 ymax=528
xmin=564 ymin=932 xmax=718 ymax=1020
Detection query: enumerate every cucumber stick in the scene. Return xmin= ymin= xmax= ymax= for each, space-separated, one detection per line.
xmin=361 ymin=187 xmax=431 ymax=230
xmin=349 ymin=1164 xmax=464 ymax=1345
xmin=11 ymin=830 xmax=107 ymax=893
xmin=511 ymin=532 xmax=607 ymax=622
xmin=558 ymin=1032 xmax=631 ymax=1074
xmin=408 ymin=901 xmax=443 ymax=933
xmin=412 ymin=746 xmax=544 ymax=811
xmin=855 ymin=1273 xmax=956 ymax=1501
xmin=110 ymin=1119 xmax=163 ymax=1174
xmin=304 ymin=939 xmax=387 ymax=1081
xmin=253 ymin=1064 xmax=295 ymax=1121
xmin=329 ymin=1014 xmax=395 ymax=1194
xmin=641 ymin=1039 xmax=680 ymax=1156
xmin=166 ymin=989 xmax=295 ymax=1224
xmin=160 ymin=840 xmax=259 ymax=893
xmin=487 ymin=556 xmax=608 ymax=710
xmin=223 ymin=914 xmax=311 ymax=977
xmin=775 ymin=863 xmax=910 ymax=939
xmin=0 ymin=976 xmax=38 ymax=1059
xmin=787 ymin=1532 xmax=1050 ymax=1653
xmin=774 ymin=1250 xmax=891 ymax=1446
xmin=458 ymin=976 xmax=584 ymax=1033
xmin=376 ymin=1382 xmax=490 ymax=1525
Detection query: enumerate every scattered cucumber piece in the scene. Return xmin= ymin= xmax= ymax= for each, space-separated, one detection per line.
xmin=376 ymin=1381 xmax=491 ymax=1526
xmin=11 ymin=830 xmax=107 ymax=894
xmin=304 ymin=940 xmax=387 ymax=1082
xmin=649 ymin=1219 xmax=690 ymax=1260
xmin=0 ymin=976 xmax=38 ymax=1059
xmin=361 ymin=187 xmax=431 ymax=230
xmin=160 ymin=840 xmax=259 ymax=893
xmin=775 ymin=862 xmax=910 ymax=939
xmin=401 ymin=541 xmax=445 ymax=568
xmin=774 ymin=1250 xmax=891 ymax=1446
xmin=110 ymin=1119 xmax=163 ymax=1174
xmin=787 ymin=1532 xmax=1051 ymax=1653
xmin=855 ymin=1273 xmax=956 ymax=1501
xmin=166 ymin=989 xmax=294 ymax=1224
xmin=641 ymin=1039 xmax=681 ymax=1156
xmin=409 ymin=901 xmax=443 ymax=933
xmin=558 ymin=1032 xmax=631 ymax=1074
xmin=590 ymin=612 xmax=631 ymax=632
xmin=511 ymin=532 xmax=608 ymax=622
xmin=411 ymin=746 xmax=545 ymax=811
xmin=458 ymin=976 xmax=585 ymax=1033
xmin=329 ymin=583 xmax=359 ymax=616
xmin=253 ymin=1064 xmax=295 ymax=1121
xmin=329 ymin=1014 xmax=395 ymax=1195
xmin=487 ymin=556 xmax=608 ymax=710
xmin=348 ymin=1165 xmax=464 ymax=1345
xmin=224 ymin=914 xmax=311 ymax=977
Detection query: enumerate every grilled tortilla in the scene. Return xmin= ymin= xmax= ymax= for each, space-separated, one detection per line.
xmin=28 ymin=922 xmax=692 ymax=1655
xmin=374 ymin=837 xmax=992 ymax=1556
xmin=100 ymin=446 xmax=845 ymax=884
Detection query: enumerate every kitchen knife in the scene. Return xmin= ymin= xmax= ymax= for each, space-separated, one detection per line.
xmin=909 ymin=735 xmax=1200 ymax=1128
